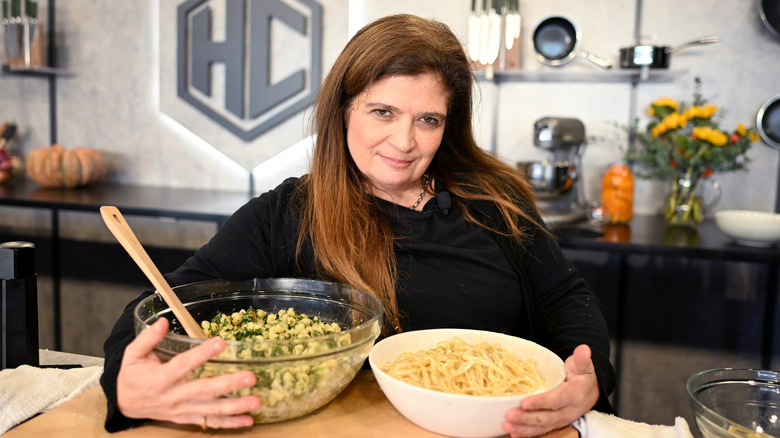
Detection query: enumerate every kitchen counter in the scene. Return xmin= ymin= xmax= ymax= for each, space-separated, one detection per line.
xmin=556 ymin=215 xmax=779 ymax=263
xmin=0 ymin=180 xmax=253 ymax=351
xmin=556 ymin=216 xmax=779 ymax=411
xmin=39 ymin=349 xmax=104 ymax=368
xmin=0 ymin=179 xmax=251 ymax=224
xmin=4 ymin=370 xmax=577 ymax=438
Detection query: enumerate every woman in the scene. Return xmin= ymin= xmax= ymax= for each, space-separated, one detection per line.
xmin=101 ymin=14 xmax=615 ymax=437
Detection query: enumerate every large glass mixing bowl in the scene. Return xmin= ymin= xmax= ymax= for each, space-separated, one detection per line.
xmin=134 ymin=278 xmax=383 ymax=424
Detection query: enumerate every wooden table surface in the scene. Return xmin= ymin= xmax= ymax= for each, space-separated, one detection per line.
xmin=5 ymin=371 xmax=577 ymax=438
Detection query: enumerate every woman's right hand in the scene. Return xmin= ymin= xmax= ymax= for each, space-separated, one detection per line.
xmin=116 ymin=318 xmax=261 ymax=429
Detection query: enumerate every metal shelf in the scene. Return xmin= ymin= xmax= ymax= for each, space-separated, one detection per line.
xmin=478 ymin=69 xmax=684 ymax=83
xmin=1 ymin=64 xmax=74 ymax=77
xmin=2 ymin=0 xmax=68 ymax=351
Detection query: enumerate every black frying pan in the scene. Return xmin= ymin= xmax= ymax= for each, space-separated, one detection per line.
xmin=760 ymin=0 xmax=780 ymax=39
xmin=757 ymin=95 xmax=780 ymax=150
xmin=532 ymin=16 xmax=611 ymax=69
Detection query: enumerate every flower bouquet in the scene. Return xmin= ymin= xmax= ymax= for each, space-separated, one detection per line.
xmin=626 ymin=78 xmax=759 ymax=226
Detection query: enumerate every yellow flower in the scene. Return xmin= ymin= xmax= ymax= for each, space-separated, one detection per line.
xmin=692 ymin=126 xmax=728 ymax=146
xmin=682 ymin=104 xmax=718 ymax=120
xmin=627 ymin=79 xmax=756 ymax=180
xmin=651 ymin=112 xmax=688 ymax=137
xmin=671 ymin=113 xmax=688 ymax=128
xmin=653 ymin=97 xmax=680 ymax=111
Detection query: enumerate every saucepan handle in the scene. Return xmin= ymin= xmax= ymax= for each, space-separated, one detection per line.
xmin=667 ymin=36 xmax=720 ymax=54
xmin=579 ymin=50 xmax=612 ymax=69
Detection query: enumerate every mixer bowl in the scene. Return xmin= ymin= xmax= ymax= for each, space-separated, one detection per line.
xmin=517 ymin=161 xmax=576 ymax=198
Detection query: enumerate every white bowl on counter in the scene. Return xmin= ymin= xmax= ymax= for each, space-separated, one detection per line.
xmin=368 ymin=328 xmax=565 ymax=438
xmin=714 ymin=210 xmax=780 ymax=247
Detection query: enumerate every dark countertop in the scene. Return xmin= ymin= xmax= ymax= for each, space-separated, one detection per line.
xmin=1 ymin=179 xmax=777 ymax=263
xmin=555 ymin=215 xmax=780 ymax=264
xmin=0 ymin=179 xmax=252 ymax=223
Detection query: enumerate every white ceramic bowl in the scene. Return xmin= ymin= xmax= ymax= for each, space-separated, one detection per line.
xmin=368 ymin=329 xmax=566 ymax=438
xmin=714 ymin=210 xmax=780 ymax=247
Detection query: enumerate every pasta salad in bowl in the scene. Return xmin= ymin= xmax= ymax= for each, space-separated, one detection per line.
xmin=134 ymin=278 xmax=382 ymax=424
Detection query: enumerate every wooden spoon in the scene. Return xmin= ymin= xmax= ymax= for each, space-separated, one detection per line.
xmin=100 ymin=205 xmax=207 ymax=339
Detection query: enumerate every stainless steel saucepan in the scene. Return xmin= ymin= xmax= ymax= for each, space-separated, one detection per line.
xmin=619 ymin=36 xmax=720 ymax=69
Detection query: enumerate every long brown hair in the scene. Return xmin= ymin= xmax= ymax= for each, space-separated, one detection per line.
xmin=298 ymin=14 xmax=543 ymax=333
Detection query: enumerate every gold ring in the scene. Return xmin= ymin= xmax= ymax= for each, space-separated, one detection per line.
xmin=201 ymin=415 xmax=207 ymax=431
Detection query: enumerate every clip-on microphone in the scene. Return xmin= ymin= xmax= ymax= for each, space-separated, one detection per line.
xmin=436 ymin=191 xmax=451 ymax=216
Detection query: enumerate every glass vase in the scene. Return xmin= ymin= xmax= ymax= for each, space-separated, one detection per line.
xmin=663 ymin=174 xmax=721 ymax=228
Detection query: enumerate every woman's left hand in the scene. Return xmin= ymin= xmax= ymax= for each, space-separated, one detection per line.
xmin=502 ymin=344 xmax=598 ymax=437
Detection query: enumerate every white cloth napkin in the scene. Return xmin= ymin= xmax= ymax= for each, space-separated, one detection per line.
xmin=0 ymin=365 xmax=103 ymax=435
xmin=572 ymin=410 xmax=695 ymax=438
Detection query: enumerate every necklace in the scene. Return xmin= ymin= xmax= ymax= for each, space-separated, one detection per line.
xmin=410 ymin=173 xmax=430 ymax=211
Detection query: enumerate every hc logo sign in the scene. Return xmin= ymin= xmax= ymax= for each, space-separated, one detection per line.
xmin=176 ymin=0 xmax=323 ymax=141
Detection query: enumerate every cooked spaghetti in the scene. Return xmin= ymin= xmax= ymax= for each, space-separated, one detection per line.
xmin=379 ymin=336 xmax=545 ymax=396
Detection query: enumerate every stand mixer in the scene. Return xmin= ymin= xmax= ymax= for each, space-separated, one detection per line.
xmin=517 ymin=117 xmax=589 ymax=225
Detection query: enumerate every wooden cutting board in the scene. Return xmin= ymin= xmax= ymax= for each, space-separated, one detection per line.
xmin=4 ymin=371 xmax=577 ymax=438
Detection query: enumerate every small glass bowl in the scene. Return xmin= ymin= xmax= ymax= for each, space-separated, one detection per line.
xmin=687 ymin=368 xmax=780 ymax=438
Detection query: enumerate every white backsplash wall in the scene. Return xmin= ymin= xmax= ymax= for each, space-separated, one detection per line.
xmin=634 ymin=0 xmax=780 ymax=213
xmin=353 ymin=0 xmax=780 ymax=214
xmin=1 ymin=0 xmax=351 ymax=193
xmin=0 ymin=0 xmax=777 ymax=212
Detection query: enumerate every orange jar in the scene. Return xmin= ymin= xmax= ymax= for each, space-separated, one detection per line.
xmin=601 ymin=163 xmax=634 ymax=224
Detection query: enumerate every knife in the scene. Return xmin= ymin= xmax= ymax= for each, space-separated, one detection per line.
xmin=486 ymin=0 xmax=501 ymax=65
xmin=24 ymin=0 xmax=36 ymax=20
xmin=22 ymin=0 xmax=37 ymax=66
xmin=467 ymin=0 xmax=481 ymax=62
xmin=478 ymin=0 xmax=490 ymax=65
xmin=6 ymin=0 xmax=22 ymax=61
xmin=9 ymin=0 xmax=19 ymax=20
xmin=505 ymin=0 xmax=521 ymax=51
xmin=2 ymin=0 xmax=10 ymax=59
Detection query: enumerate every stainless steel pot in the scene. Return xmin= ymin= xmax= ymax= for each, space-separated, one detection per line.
xmin=517 ymin=161 xmax=576 ymax=198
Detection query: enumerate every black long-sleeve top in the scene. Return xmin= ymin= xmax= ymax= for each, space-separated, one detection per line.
xmin=100 ymin=177 xmax=615 ymax=432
